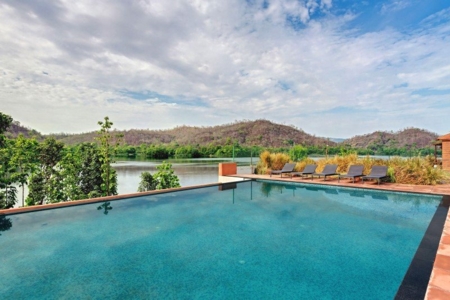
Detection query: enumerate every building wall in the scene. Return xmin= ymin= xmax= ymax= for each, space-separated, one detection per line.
xmin=443 ymin=141 xmax=450 ymax=171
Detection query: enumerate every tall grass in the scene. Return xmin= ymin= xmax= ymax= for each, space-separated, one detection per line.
xmin=256 ymin=151 xmax=449 ymax=185
xmin=256 ymin=151 xmax=290 ymax=175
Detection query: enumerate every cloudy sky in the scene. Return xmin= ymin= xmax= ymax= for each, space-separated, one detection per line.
xmin=1 ymin=0 xmax=449 ymax=138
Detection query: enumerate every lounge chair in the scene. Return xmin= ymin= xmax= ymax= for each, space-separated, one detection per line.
xmin=270 ymin=163 xmax=296 ymax=177
xmin=362 ymin=166 xmax=389 ymax=185
xmin=338 ymin=165 xmax=364 ymax=183
xmin=290 ymin=164 xmax=317 ymax=179
xmin=311 ymin=164 xmax=338 ymax=181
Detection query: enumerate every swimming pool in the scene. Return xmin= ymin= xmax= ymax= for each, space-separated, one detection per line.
xmin=0 ymin=180 xmax=446 ymax=299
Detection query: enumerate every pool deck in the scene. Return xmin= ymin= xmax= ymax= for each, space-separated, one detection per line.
xmin=233 ymin=174 xmax=450 ymax=300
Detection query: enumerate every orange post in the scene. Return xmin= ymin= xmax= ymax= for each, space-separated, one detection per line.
xmin=219 ymin=163 xmax=237 ymax=176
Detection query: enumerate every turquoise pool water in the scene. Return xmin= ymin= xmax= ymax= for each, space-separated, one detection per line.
xmin=0 ymin=180 xmax=442 ymax=299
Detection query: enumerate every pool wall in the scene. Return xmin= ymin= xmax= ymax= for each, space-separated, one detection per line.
xmin=0 ymin=181 xmax=246 ymax=215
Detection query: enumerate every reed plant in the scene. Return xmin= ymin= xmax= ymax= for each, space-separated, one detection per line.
xmin=256 ymin=151 xmax=449 ymax=185
xmin=256 ymin=151 xmax=291 ymax=174
xmin=293 ymin=158 xmax=316 ymax=172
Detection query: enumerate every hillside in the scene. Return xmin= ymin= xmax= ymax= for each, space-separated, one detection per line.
xmin=5 ymin=116 xmax=440 ymax=150
xmin=5 ymin=121 xmax=45 ymax=140
xmin=49 ymin=120 xmax=334 ymax=147
xmin=343 ymin=128 xmax=438 ymax=149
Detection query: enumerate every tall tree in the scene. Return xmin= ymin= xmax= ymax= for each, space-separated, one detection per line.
xmin=96 ymin=117 xmax=122 ymax=196
xmin=26 ymin=137 xmax=64 ymax=205
xmin=10 ymin=135 xmax=39 ymax=206
xmin=0 ymin=112 xmax=13 ymax=148
xmin=78 ymin=143 xmax=104 ymax=198
xmin=0 ymin=113 xmax=16 ymax=209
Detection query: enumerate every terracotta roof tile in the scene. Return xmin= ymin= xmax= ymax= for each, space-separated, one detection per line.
xmin=437 ymin=133 xmax=450 ymax=141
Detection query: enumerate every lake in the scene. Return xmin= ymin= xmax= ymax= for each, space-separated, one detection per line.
xmin=113 ymin=157 xmax=255 ymax=194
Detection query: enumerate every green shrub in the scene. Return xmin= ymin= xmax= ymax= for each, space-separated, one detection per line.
xmin=289 ymin=145 xmax=308 ymax=162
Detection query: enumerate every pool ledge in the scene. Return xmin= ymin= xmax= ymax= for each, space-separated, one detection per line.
xmin=0 ymin=180 xmax=248 ymax=216
xmin=231 ymin=174 xmax=450 ymax=300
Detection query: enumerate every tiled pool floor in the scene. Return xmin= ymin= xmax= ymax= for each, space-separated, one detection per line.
xmin=234 ymin=174 xmax=450 ymax=300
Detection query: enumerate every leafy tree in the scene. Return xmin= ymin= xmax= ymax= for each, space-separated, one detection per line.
xmin=0 ymin=185 xmax=17 ymax=209
xmin=96 ymin=117 xmax=122 ymax=196
xmin=26 ymin=137 xmax=64 ymax=205
xmin=10 ymin=135 xmax=39 ymax=206
xmin=289 ymin=145 xmax=308 ymax=161
xmin=57 ymin=151 xmax=84 ymax=201
xmin=153 ymin=162 xmax=181 ymax=190
xmin=0 ymin=112 xmax=13 ymax=148
xmin=137 ymin=171 xmax=157 ymax=192
xmin=78 ymin=143 xmax=104 ymax=198
xmin=126 ymin=146 xmax=136 ymax=158
xmin=26 ymin=172 xmax=45 ymax=206
xmin=0 ymin=140 xmax=17 ymax=209
xmin=0 ymin=112 xmax=16 ymax=208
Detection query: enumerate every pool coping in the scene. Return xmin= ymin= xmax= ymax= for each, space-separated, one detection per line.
xmin=1 ymin=174 xmax=449 ymax=299
xmin=0 ymin=181 xmax=245 ymax=215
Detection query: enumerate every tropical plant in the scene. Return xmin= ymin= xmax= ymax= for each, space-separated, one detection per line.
xmin=153 ymin=162 xmax=181 ymax=190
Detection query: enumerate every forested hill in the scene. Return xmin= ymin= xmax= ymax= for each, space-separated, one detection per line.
xmin=343 ymin=128 xmax=438 ymax=149
xmin=5 ymin=117 xmax=440 ymax=149
xmin=48 ymin=120 xmax=334 ymax=147
xmin=5 ymin=121 xmax=44 ymax=140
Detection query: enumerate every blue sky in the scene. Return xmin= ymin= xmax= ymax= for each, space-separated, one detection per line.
xmin=0 ymin=0 xmax=449 ymax=138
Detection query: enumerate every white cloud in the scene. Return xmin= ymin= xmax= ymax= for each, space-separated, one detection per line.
xmin=380 ymin=0 xmax=411 ymax=15
xmin=0 ymin=0 xmax=449 ymax=137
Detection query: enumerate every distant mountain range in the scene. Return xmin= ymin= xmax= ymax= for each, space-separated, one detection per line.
xmin=342 ymin=128 xmax=439 ymax=149
xmin=5 ymin=117 xmax=440 ymax=149
xmin=47 ymin=119 xmax=333 ymax=147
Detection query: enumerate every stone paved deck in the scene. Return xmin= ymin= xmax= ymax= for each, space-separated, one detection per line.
xmin=233 ymin=174 xmax=450 ymax=300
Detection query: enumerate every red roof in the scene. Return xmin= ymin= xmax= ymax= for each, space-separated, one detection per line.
xmin=437 ymin=133 xmax=450 ymax=141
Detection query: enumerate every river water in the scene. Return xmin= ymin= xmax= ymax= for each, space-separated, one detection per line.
xmin=114 ymin=157 xmax=255 ymax=194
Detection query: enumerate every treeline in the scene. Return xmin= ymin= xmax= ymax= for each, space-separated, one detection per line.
xmin=101 ymin=143 xmax=439 ymax=159
xmin=0 ymin=113 xmax=119 ymax=209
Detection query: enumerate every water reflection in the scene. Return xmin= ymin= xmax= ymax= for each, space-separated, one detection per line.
xmin=0 ymin=215 xmax=12 ymax=235
xmin=260 ymin=182 xmax=289 ymax=197
xmin=97 ymin=202 xmax=113 ymax=215
xmin=218 ymin=182 xmax=237 ymax=204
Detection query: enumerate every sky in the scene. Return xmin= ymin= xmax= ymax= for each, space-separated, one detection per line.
xmin=0 ymin=0 xmax=449 ymax=138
